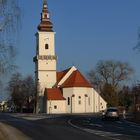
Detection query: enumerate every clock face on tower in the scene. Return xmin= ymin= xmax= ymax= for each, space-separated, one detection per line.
xmin=44 ymin=37 xmax=49 ymax=42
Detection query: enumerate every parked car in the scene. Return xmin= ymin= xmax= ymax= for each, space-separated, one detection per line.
xmin=102 ymin=107 xmax=119 ymax=120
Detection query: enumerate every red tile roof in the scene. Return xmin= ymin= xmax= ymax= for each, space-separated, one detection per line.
xmin=56 ymin=67 xmax=71 ymax=83
xmin=44 ymin=88 xmax=66 ymax=100
xmin=61 ymin=70 xmax=92 ymax=88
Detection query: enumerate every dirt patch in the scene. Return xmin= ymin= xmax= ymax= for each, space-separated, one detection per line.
xmin=0 ymin=122 xmax=32 ymax=140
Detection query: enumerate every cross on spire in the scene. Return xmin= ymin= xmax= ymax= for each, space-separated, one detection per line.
xmin=43 ymin=0 xmax=48 ymax=8
xmin=42 ymin=0 xmax=49 ymax=16
xmin=44 ymin=0 xmax=47 ymax=5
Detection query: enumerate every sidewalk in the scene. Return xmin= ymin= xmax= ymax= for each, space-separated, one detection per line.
xmin=9 ymin=113 xmax=61 ymax=120
xmin=8 ymin=112 xmax=100 ymax=121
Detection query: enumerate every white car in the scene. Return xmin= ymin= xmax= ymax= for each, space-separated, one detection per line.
xmin=102 ymin=107 xmax=119 ymax=120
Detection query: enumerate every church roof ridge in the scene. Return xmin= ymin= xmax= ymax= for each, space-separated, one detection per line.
xmin=61 ymin=69 xmax=93 ymax=88
xmin=56 ymin=66 xmax=77 ymax=86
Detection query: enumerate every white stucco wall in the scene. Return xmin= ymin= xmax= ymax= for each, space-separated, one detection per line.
xmin=38 ymin=71 xmax=56 ymax=92
xmin=35 ymin=31 xmax=57 ymax=92
xmin=47 ymin=100 xmax=66 ymax=114
xmin=92 ymin=89 xmax=107 ymax=112
xmin=62 ymin=87 xmax=107 ymax=113
xmin=37 ymin=32 xmax=56 ymax=56
xmin=38 ymin=59 xmax=56 ymax=71
xmin=63 ymin=87 xmax=93 ymax=113
xmin=99 ymin=94 xmax=107 ymax=111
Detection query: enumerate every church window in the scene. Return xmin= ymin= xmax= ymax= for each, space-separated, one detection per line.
xmin=78 ymin=100 xmax=81 ymax=105
xmin=44 ymin=14 xmax=47 ymax=18
xmin=78 ymin=96 xmax=81 ymax=105
xmin=45 ymin=44 xmax=49 ymax=49
xmin=68 ymin=97 xmax=70 ymax=105
xmin=54 ymin=105 xmax=57 ymax=109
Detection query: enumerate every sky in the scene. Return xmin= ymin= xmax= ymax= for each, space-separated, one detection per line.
xmin=17 ymin=0 xmax=140 ymax=82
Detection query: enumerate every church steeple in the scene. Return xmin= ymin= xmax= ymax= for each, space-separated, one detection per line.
xmin=38 ymin=0 xmax=53 ymax=32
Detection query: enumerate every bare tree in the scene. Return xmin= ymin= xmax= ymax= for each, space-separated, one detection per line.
xmin=134 ymin=27 xmax=140 ymax=52
xmin=7 ymin=72 xmax=24 ymax=112
xmin=0 ymin=0 xmax=21 ymax=79
xmin=22 ymin=76 xmax=36 ymax=111
xmin=88 ymin=60 xmax=134 ymax=89
xmin=7 ymin=73 xmax=35 ymax=112
xmin=118 ymin=86 xmax=132 ymax=107
xmin=132 ymin=82 xmax=140 ymax=112
xmin=87 ymin=60 xmax=134 ymax=106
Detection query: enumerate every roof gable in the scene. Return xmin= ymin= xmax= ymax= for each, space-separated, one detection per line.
xmin=61 ymin=70 xmax=92 ymax=88
xmin=57 ymin=66 xmax=77 ymax=87
xmin=57 ymin=67 xmax=71 ymax=83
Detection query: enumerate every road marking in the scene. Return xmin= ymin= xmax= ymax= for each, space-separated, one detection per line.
xmin=89 ymin=123 xmax=103 ymax=127
xmin=130 ymin=124 xmax=140 ymax=129
xmin=84 ymin=129 xmax=122 ymax=136
xmin=115 ymin=126 xmax=124 ymax=130
xmin=132 ymin=130 xmax=140 ymax=133
xmin=68 ymin=119 xmax=121 ymax=140
xmin=124 ymin=120 xmax=140 ymax=126
xmin=68 ymin=119 xmax=82 ymax=130
xmin=116 ymin=121 xmax=122 ymax=124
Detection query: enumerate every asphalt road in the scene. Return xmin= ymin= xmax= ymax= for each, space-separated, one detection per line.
xmin=0 ymin=113 xmax=140 ymax=140
xmin=70 ymin=115 xmax=140 ymax=140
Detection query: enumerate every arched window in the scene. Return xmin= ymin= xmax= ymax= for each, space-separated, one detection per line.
xmin=45 ymin=44 xmax=49 ymax=49
xmin=78 ymin=96 xmax=82 ymax=105
xmin=54 ymin=105 xmax=57 ymax=109
xmin=44 ymin=14 xmax=47 ymax=18
xmin=68 ymin=97 xmax=70 ymax=105
xmin=78 ymin=96 xmax=81 ymax=99
xmin=78 ymin=100 xmax=81 ymax=105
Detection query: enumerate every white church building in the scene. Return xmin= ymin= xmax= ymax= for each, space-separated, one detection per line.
xmin=33 ymin=0 xmax=107 ymax=114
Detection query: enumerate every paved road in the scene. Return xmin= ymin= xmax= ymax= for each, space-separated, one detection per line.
xmin=70 ymin=115 xmax=140 ymax=140
xmin=0 ymin=113 xmax=108 ymax=140
xmin=0 ymin=113 xmax=140 ymax=140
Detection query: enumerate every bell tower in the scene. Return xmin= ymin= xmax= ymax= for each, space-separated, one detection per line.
xmin=34 ymin=0 xmax=57 ymax=113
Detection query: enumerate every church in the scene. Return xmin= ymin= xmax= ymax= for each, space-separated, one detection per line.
xmin=33 ymin=0 xmax=107 ymax=114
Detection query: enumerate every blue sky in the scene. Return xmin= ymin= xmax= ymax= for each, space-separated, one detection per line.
xmin=17 ymin=0 xmax=140 ymax=82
